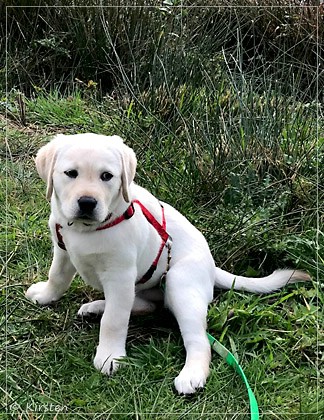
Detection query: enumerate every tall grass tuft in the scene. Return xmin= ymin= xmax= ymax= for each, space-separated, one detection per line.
xmin=2 ymin=1 xmax=323 ymax=101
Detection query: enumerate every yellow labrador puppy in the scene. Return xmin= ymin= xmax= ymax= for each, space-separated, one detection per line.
xmin=26 ymin=133 xmax=309 ymax=394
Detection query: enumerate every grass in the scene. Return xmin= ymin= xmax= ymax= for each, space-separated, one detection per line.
xmin=2 ymin=90 xmax=322 ymax=419
xmin=2 ymin=2 xmax=324 ymax=419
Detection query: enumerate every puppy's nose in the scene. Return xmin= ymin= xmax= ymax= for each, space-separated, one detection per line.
xmin=78 ymin=196 xmax=97 ymax=214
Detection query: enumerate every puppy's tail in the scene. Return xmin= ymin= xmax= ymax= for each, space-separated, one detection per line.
xmin=214 ymin=267 xmax=311 ymax=294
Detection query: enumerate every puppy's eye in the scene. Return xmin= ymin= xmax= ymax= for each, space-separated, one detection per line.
xmin=64 ymin=170 xmax=78 ymax=178
xmin=101 ymin=172 xmax=113 ymax=182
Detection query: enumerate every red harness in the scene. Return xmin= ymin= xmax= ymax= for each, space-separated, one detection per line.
xmin=55 ymin=199 xmax=171 ymax=284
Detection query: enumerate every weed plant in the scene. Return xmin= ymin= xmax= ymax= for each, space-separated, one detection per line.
xmin=2 ymin=2 xmax=323 ymax=418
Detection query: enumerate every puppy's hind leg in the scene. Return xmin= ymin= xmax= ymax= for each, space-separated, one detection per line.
xmin=78 ymin=295 xmax=157 ymax=317
xmin=131 ymin=295 xmax=156 ymax=315
xmin=164 ymin=263 xmax=212 ymax=395
xmin=78 ymin=300 xmax=105 ymax=317
xmin=132 ymin=288 xmax=163 ymax=315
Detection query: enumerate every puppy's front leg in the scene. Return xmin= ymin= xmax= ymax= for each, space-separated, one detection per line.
xmin=26 ymin=245 xmax=76 ymax=305
xmin=94 ymin=269 xmax=136 ymax=375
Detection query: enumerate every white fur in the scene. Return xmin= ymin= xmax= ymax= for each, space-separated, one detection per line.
xmin=26 ymin=133 xmax=310 ymax=394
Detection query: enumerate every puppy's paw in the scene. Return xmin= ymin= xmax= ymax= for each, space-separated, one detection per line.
xmin=78 ymin=300 xmax=105 ymax=317
xmin=25 ymin=281 xmax=60 ymax=305
xmin=174 ymin=366 xmax=208 ymax=395
xmin=93 ymin=346 xmax=126 ymax=376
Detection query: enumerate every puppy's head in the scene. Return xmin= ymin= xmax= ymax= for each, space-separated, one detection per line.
xmin=35 ymin=133 xmax=137 ymax=225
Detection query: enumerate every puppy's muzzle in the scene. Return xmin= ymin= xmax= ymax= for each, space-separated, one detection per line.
xmin=78 ymin=196 xmax=97 ymax=218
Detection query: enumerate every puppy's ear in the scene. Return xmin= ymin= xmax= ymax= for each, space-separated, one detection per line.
xmin=35 ymin=134 xmax=65 ymax=200
xmin=119 ymin=140 xmax=137 ymax=203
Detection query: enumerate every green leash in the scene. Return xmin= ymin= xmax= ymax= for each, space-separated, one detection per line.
xmin=207 ymin=332 xmax=259 ymax=420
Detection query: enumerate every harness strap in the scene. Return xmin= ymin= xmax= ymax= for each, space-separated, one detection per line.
xmin=55 ymin=199 xmax=171 ymax=284
xmin=96 ymin=203 xmax=135 ymax=230
xmin=133 ymin=200 xmax=170 ymax=284
xmin=55 ymin=223 xmax=66 ymax=250
xmin=133 ymin=200 xmax=168 ymax=239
